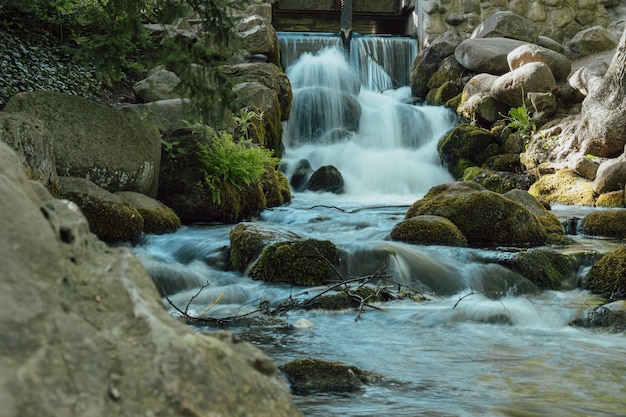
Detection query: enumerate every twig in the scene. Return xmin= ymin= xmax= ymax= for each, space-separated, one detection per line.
xmin=453 ymin=290 xmax=477 ymax=309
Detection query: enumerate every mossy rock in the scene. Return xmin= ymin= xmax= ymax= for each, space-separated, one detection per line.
xmin=115 ymin=191 xmax=181 ymax=235
xmin=59 ymin=176 xmax=143 ymax=243
xmin=504 ymin=189 xmax=564 ymax=235
xmin=483 ymin=153 xmax=523 ymax=172
xmin=437 ymin=124 xmax=500 ymax=179
xmin=571 ymin=300 xmax=626 ymax=331
xmin=581 ymin=210 xmax=626 ymax=239
xmin=584 ymin=246 xmax=626 ymax=301
xmin=261 ymin=164 xmax=292 ymax=208
xmin=300 ymin=286 xmax=392 ymax=311
xmin=390 ymin=215 xmax=468 ymax=247
xmin=528 ymin=169 xmax=597 ymax=206
xmin=229 ymin=223 xmax=301 ymax=272
xmin=425 ymin=81 xmax=463 ymax=106
xmin=496 ymin=249 xmax=576 ymax=290
xmin=249 ymin=238 xmax=338 ymax=286
xmin=596 ymin=191 xmax=625 ymax=208
xmin=462 ymin=166 xmax=520 ymax=193
xmin=280 ymin=358 xmax=381 ymax=393
xmin=406 ymin=182 xmax=548 ymax=247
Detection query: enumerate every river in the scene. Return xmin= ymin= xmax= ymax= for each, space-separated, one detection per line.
xmin=133 ymin=36 xmax=626 ymax=416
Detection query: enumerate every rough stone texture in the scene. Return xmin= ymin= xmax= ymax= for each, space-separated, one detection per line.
xmin=595 ymin=190 xmax=625 ymax=207
xmin=289 ymin=159 xmax=313 ymax=191
xmin=0 ymin=141 xmax=303 ymax=417
xmin=569 ymin=154 xmax=600 ymax=181
xmin=133 ymin=68 xmax=181 ymax=103
xmin=568 ymin=59 xmax=608 ymax=97
xmin=114 ymin=191 xmax=181 ymax=235
xmin=280 ymin=358 xmax=381 ymax=393
xmin=411 ymin=31 xmax=462 ymax=99
xmin=0 ymin=112 xmax=59 ymax=197
xmin=406 ymin=181 xmax=548 ymax=247
xmin=455 ymin=38 xmax=529 ymax=75
xmin=249 ymin=238 xmax=339 ymax=286
xmin=584 ymin=245 xmax=626 ymax=300
xmin=458 ymin=93 xmax=508 ymax=126
xmin=306 ymin=165 xmax=345 ymax=194
xmin=565 ymin=25 xmax=617 ymax=58
xmin=581 ymin=209 xmax=626 ymax=239
xmin=59 ymin=176 xmax=144 ymax=244
xmin=537 ymin=36 xmax=565 ymax=53
xmin=437 ymin=124 xmax=500 ymax=179
xmin=593 ymin=154 xmax=626 ymax=194
xmin=235 ymin=15 xmax=280 ymax=66
xmin=471 ymin=11 xmax=539 ymax=43
xmin=508 ymin=44 xmax=572 ymax=81
xmin=491 ymin=62 xmax=557 ymax=108
xmin=4 ymin=91 xmax=161 ymax=198
xmin=528 ymin=168 xmax=597 ymax=205
xmin=391 ymin=215 xmax=468 ymax=246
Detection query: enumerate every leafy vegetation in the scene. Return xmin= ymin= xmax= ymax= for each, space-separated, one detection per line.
xmin=503 ymin=104 xmax=536 ymax=140
xmin=196 ymin=124 xmax=280 ymax=204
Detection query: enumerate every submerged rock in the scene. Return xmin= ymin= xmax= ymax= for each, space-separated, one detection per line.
xmin=406 ymin=182 xmax=548 ymax=247
xmin=280 ymin=358 xmax=382 ymax=393
xmin=307 ymin=165 xmax=344 ymax=194
xmin=0 ymin=142 xmax=303 ymax=417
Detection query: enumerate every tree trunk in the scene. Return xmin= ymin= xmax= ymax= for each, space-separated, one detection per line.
xmin=578 ymin=27 xmax=626 ymax=157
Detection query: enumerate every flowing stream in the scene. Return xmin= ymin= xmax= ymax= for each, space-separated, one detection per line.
xmin=134 ymin=35 xmax=626 ymax=416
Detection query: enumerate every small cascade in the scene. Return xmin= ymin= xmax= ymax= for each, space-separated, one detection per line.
xmin=350 ymin=35 xmax=418 ymax=91
xmin=278 ymin=32 xmax=343 ymax=71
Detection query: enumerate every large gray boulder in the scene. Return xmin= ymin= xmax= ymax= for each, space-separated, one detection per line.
xmin=593 ymin=153 xmax=626 ymax=194
xmin=133 ymin=67 xmax=181 ymax=103
xmin=455 ymin=38 xmax=529 ymax=75
xmin=4 ymin=91 xmax=162 ymax=198
xmin=507 ymin=44 xmax=572 ymax=81
xmin=235 ymin=15 xmax=280 ymax=66
xmin=0 ymin=112 xmax=59 ymax=197
xmin=490 ymin=62 xmax=557 ymax=108
xmin=0 ymin=142 xmax=303 ymax=417
xmin=471 ymin=11 xmax=539 ymax=43
xmin=565 ymin=26 xmax=617 ymax=58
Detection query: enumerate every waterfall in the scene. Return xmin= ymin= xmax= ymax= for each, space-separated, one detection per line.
xmin=278 ymin=33 xmax=456 ymax=202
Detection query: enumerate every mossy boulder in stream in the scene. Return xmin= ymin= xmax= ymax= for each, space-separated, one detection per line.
xmin=462 ymin=167 xmax=521 ymax=193
xmin=249 ymin=239 xmax=338 ymax=286
xmin=437 ymin=124 xmax=500 ymax=179
xmin=280 ymin=358 xmax=382 ymax=393
xmin=114 ymin=191 xmax=181 ymax=235
xmin=406 ymin=182 xmax=548 ymax=247
xmin=496 ymin=248 xmax=576 ymax=290
xmin=528 ymin=169 xmax=597 ymax=206
xmin=584 ymin=246 xmax=626 ymax=301
xmin=581 ymin=210 xmax=626 ymax=239
xmin=229 ymin=222 xmax=301 ymax=272
xmin=391 ymin=215 xmax=468 ymax=247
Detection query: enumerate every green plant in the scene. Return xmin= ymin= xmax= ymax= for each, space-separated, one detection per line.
xmin=503 ymin=104 xmax=536 ymax=138
xmin=234 ymin=107 xmax=264 ymax=141
xmin=196 ymin=127 xmax=280 ymax=204
xmin=161 ymin=139 xmax=187 ymax=160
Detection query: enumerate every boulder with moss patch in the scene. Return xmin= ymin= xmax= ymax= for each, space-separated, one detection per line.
xmin=462 ymin=167 xmax=521 ymax=193
xmin=572 ymin=300 xmax=626 ymax=331
xmin=406 ymin=182 xmax=548 ymax=247
xmin=496 ymin=248 xmax=576 ymax=290
xmin=249 ymin=239 xmax=338 ymax=286
xmin=584 ymin=246 xmax=626 ymax=301
xmin=280 ymin=358 xmax=382 ymax=393
xmin=59 ymin=177 xmax=144 ymax=243
xmin=504 ymin=189 xmax=564 ymax=235
xmin=229 ymin=223 xmax=301 ymax=272
xmin=581 ymin=210 xmax=626 ymax=239
xmin=595 ymin=191 xmax=625 ymax=207
xmin=528 ymin=169 xmax=597 ymax=206
xmin=114 ymin=191 xmax=181 ymax=235
xmin=437 ymin=124 xmax=500 ymax=179
xmin=391 ymin=215 xmax=467 ymax=247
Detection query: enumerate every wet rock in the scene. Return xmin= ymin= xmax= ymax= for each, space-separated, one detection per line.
xmin=235 ymin=15 xmax=280 ymax=66
xmin=0 ymin=142 xmax=303 ymax=417
xmin=261 ymin=164 xmax=292 ymax=208
xmin=572 ymin=300 xmax=626 ymax=331
xmin=307 ymin=165 xmax=345 ymax=194
xmin=581 ymin=210 xmax=626 ymax=239
xmin=391 ymin=215 xmax=468 ymax=247
xmin=425 ymin=80 xmax=463 ymax=106
xmin=496 ymin=248 xmax=576 ymax=290
xmin=491 ymin=62 xmax=557 ymax=108
xmin=471 ymin=11 xmax=539 ymax=43
xmin=249 ymin=238 xmax=339 ymax=286
xmin=595 ymin=191 xmax=625 ymax=207
xmin=455 ymin=38 xmax=529 ymax=75
xmin=406 ymin=182 xmax=548 ymax=247
xmin=583 ymin=246 xmax=626 ymax=301
xmin=508 ymin=44 xmax=571 ymax=81
xmin=114 ymin=191 xmax=181 ymax=235
xmin=528 ymin=169 xmax=597 ymax=206
xmin=462 ymin=167 xmax=522 ymax=194
xmin=300 ymin=286 xmax=393 ymax=311
xmin=59 ymin=176 xmax=144 ymax=244
xmin=427 ymin=55 xmax=466 ymax=91
xmin=437 ymin=124 xmax=500 ymax=179
xmin=504 ymin=189 xmax=564 ymax=235
xmin=4 ymin=91 xmax=161 ymax=198
xmin=0 ymin=112 xmax=59 ymax=197
xmin=280 ymin=358 xmax=382 ymax=393
xmin=229 ymin=222 xmax=301 ymax=272
xmin=289 ymin=159 xmax=313 ymax=191
xmin=593 ymin=154 xmax=626 ymax=194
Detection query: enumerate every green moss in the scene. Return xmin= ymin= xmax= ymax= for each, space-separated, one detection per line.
xmin=390 ymin=215 xmax=467 ymax=247
xmin=280 ymin=358 xmax=380 ymax=393
xmin=136 ymin=206 xmax=181 ymax=235
xmin=249 ymin=239 xmax=338 ymax=286
xmin=228 ymin=223 xmax=299 ymax=272
xmin=483 ymin=153 xmax=522 ymax=172
xmin=462 ymin=167 xmax=520 ymax=193
xmin=425 ymin=81 xmax=463 ymax=106
xmin=585 ymin=246 xmax=626 ymax=300
xmin=596 ymin=191 xmax=625 ymax=208
xmin=581 ymin=210 xmax=626 ymax=239
xmin=528 ymin=169 xmax=597 ymax=206
xmin=437 ymin=124 xmax=500 ymax=179
xmin=499 ymin=249 xmax=576 ymax=290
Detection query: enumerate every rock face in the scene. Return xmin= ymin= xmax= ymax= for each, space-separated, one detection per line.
xmin=565 ymin=25 xmax=617 ymax=58
xmin=406 ymin=181 xmax=548 ymax=247
xmin=0 ymin=142 xmax=303 ymax=417
xmin=4 ymin=91 xmax=162 ymax=198
xmin=528 ymin=169 xmax=597 ymax=205
xmin=584 ymin=245 xmax=626 ymax=301
xmin=593 ymin=154 xmax=626 ymax=194
xmin=114 ymin=191 xmax=181 ymax=235
xmin=411 ymin=31 xmax=461 ymax=99
xmin=229 ymin=222 xmax=301 ymax=272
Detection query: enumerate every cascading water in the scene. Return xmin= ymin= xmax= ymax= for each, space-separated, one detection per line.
xmin=133 ymin=33 xmax=626 ymax=417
